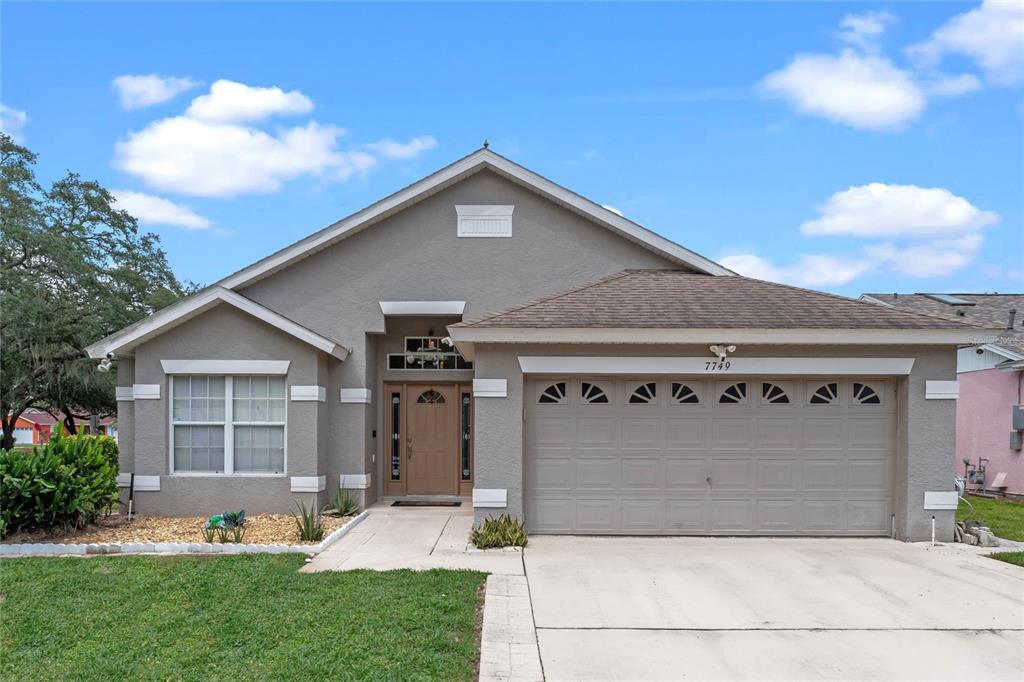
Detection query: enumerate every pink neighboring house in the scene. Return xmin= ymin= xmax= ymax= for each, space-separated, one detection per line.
xmin=861 ymin=293 xmax=1024 ymax=495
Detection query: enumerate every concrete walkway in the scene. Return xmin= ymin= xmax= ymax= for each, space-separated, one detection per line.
xmin=302 ymin=503 xmax=523 ymax=574
xmin=526 ymin=536 xmax=1024 ymax=681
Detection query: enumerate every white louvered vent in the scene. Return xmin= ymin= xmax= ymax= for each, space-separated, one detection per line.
xmin=455 ymin=205 xmax=514 ymax=237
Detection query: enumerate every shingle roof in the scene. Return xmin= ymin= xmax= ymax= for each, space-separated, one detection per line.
xmin=455 ymin=270 xmax=992 ymax=330
xmin=862 ymin=293 xmax=1024 ymax=355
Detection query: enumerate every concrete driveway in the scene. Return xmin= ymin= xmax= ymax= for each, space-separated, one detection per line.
xmin=524 ymin=537 xmax=1024 ymax=681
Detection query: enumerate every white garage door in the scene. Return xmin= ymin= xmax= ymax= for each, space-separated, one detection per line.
xmin=525 ymin=377 xmax=895 ymax=536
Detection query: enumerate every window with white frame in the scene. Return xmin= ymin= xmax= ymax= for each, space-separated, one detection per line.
xmin=171 ymin=375 xmax=286 ymax=474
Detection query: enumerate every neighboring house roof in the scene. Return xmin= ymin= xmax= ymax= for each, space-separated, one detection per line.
xmin=87 ymin=287 xmax=351 ymax=359
xmin=860 ymin=292 xmax=1024 ymax=359
xmin=449 ymin=271 xmax=989 ymax=354
xmin=19 ymin=409 xmax=116 ymax=427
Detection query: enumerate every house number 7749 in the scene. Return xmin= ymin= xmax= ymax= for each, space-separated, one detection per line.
xmin=705 ymin=361 xmax=731 ymax=371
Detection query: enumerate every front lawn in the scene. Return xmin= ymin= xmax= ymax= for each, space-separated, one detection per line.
xmin=0 ymin=555 xmax=485 ymax=681
xmin=956 ymin=494 xmax=1024 ymax=541
xmin=989 ymin=551 xmax=1024 ymax=567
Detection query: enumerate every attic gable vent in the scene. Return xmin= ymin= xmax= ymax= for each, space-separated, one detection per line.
xmin=456 ymin=205 xmax=514 ymax=237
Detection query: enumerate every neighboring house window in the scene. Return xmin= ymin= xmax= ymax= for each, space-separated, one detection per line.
xmin=13 ymin=427 xmax=34 ymax=445
xmin=171 ymin=375 xmax=286 ymax=475
xmin=387 ymin=336 xmax=473 ymax=370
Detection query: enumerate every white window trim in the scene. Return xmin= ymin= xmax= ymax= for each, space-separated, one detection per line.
xmin=168 ymin=375 xmax=288 ymax=477
xmin=161 ymin=359 xmax=291 ymax=375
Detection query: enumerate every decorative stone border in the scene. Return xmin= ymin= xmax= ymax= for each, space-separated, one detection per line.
xmin=0 ymin=510 xmax=368 ymax=558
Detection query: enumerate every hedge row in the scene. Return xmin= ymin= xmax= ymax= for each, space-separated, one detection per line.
xmin=0 ymin=430 xmax=119 ymax=538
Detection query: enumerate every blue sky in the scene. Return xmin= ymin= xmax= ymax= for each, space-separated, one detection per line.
xmin=3 ymin=1 xmax=1021 ymax=296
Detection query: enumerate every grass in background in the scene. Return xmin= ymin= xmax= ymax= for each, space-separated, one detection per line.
xmin=957 ymin=494 xmax=1024 ymax=541
xmin=989 ymin=551 xmax=1024 ymax=567
xmin=1 ymin=555 xmax=485 ymax=681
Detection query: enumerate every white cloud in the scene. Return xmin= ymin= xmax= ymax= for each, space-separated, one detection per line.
xmin=364 ymin=135 xmax=438 ymax=160
xmin=115 ymin=116 xmax=368 ymax=197
xmin=801 ymin=183 xmax=1000 ymax=237
xmin=720 ymin=253 xmax=873 ymax=287
xmin=761 ymin=51 xmax=925 ymax=130
xmin=906 ymin=1 xmax=1024 ymax=86
xmin=0 ymin=104 xmax=27 ymax=142
xmin=838 ymin=10 xmax=895 ymax=53
xmin=865 ymin=234 xmax=984 ymax=277
xmin=601 ymin=204 xmax=624 ymax=217
xmin=112 ymin=189 xmax=211 ymax=230
xmin=112 ymin=75 xmax=199 ymax=110
xmin=925 ymin=72 xmax=983 ymax=96
xmin=185 ymin=80 xmax=314 ymax=123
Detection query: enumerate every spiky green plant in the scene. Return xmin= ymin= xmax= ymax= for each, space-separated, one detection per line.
xmin=323 ymin=488 xmax=359 ymax=517
xmin=470 ymin=514 xmax=528 ymax=549
xmin=293 ymin=500 xmax=325 ymax=542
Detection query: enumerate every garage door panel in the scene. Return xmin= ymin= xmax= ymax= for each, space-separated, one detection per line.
xmin=621 ymin=458 xmax=662 ymax=489
xmin=803 ymin=499 xmax=844 ymax=532
xmin=846 ymin=499 xmax=889 ymax=533
xmin=848 ymin=418 xmax=892 ymax=450
xmin=756 ymin=418 xmax=801 ymax=449
xmin=710 ymin=498 xmax=753 ymax=531
xmin=576 ymin=458 xmax=619 ymax=489
xmin=576 ymin=498 xmax=618 ymax=532
xmin=802 ymin=418 xmax=845 ymax=450
xmin=757 ymin=459 xmax=799 ymax=491
xmin=532 ymin=418 xmax=575 ymax=448
xmin=666 ymin=418 xmax=707 ymax=449
xmin=527 ymin=377 xmax=894 ymax=536
xmin=621 ymin=418 xmax=664 ymax=449
xmin=666 ymin=499 xmax=707 ymax=531
xmin=848 ymin=459 xmax=890 ymax=491
xmin=756 ymin=499 xmax=799 ymax=532
xmin=803 ymin=459 xmax=845 ymax=490
xmin=576 ymin=418 xmax=618 ymax=448
xmin=665 ymin=459 xmax=707 ymax=490
xmin=621 ymin=499 xmax=663 ymax=531
xmin=711 ymin=418 xmax=755 ymax=449
xmin=709 ymin=458 xmax=755 ymax=490
xmin=531 ymin=457 xmax=574 ymax=490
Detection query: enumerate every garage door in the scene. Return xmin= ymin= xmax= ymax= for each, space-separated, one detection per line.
xmin=525 ymin=377 xmax=895 ymax=536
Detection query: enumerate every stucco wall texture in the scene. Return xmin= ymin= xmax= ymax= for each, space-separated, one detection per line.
xmin=113 ymin=167 xmax=960 ymax=540
xmin=957 ymin=368 xmax=1024 ymax=494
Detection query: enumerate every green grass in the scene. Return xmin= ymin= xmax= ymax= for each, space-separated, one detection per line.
xmin=989 ymin=551 xmax=1024 ymax=567
xmin=0 ymin=555 xmax=485 ymax=681
xmin=956 ymin=494 xmax=1024 ymax=541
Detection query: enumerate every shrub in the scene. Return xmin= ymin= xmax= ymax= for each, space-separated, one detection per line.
xmin=470 ymin=514 xmax=528 ymax=549
xmin=293 ymin=500 xmax=325 ymax=542
xmin=323 ymin=488 xmax=359 ymax=517
xmin=0 ymin=428 xmax=119 ymax=537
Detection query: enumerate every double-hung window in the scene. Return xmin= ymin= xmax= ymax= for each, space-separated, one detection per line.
xmin=171 ymin=375 xmax=286 ymax=474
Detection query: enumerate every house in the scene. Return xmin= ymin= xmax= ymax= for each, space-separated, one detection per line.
xmin=11 ymin=409 xmax=117 ymax=445
xmin=860 ymin=293 xmax=1023 ymax=495
xmin=87 ymin=148 xmax=991 ymax=541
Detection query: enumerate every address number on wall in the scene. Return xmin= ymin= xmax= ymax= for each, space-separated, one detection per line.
xmin=704 ymin=361 xmax=732 ymax=372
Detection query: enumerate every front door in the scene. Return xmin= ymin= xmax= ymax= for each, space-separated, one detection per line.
xmin=406 ymin=384 xmax=459 ymax=495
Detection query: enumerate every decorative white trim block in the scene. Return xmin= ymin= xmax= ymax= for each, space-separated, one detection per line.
xmin=290 ymin=475 xmax=326 ymax=493
xmin=115 ymin=386 xmax=135 ymax=401
xmin=456 ymin=204 xmax=514 ymax=237
xmin=517 ymin=356 xmax=917 ymax=376
xmin=924 ymin=491 xmax=959 ymax=510
xmin=161 ymin=359 xmax=290 ymax=375
xmin=473 ymin=488 xmax=508 ymax=508
xmin=339 ymin=388 xmax=372 ymax=404
xmin=124 ymin=475 xmax=161 ymax=491
xmin=340 ymin=473 xmax=372 ymax=489
xmin=132 ymin=384 xmax=161 ymax=400
xmin=925 ymin=380 xmax=959 ymax=400
xmin=378 ymin=301 xmax=466 ymax=316
xmin=290 ymin=385 xmax=326 ymax=402
xmin=473 ymin=379 xmax=508 ymax=398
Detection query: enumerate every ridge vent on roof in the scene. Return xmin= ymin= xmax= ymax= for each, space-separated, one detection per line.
xmin=922 ymin=294 xmax=975 ymax=306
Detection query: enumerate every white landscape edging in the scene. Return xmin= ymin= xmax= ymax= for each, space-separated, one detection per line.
xmin=0 ymin=510 xmax=369 ymax=558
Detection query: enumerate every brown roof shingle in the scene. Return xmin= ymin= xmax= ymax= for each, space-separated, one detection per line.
xmin=455 ymin=271 xmax=993 ymax=330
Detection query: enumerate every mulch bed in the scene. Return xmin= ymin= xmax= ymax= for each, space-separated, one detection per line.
xmin=2 ymin=513 xmax=352 ymax=546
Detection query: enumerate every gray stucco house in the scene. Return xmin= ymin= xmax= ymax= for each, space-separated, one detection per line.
xmin=88 ymin=148 xmax=987 ymax=541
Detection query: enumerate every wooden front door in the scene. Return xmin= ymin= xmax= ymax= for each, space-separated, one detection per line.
xmin=406 ymin=384 xmax=459 ymax=495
